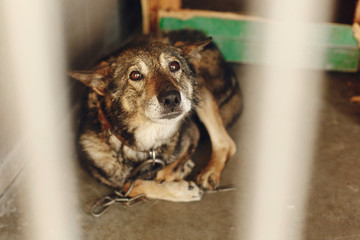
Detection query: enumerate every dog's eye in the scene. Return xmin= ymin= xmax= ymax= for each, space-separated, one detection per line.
xmin=169 ymin=61 xmax=180 ymax=72
xmin=129 ymin=71 xmax=143 ymax=81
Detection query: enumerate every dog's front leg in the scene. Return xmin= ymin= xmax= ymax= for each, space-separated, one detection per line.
xmin=122 ymin=153 xmax=201 ymax=202
xmin=155 ymin=145 xmax=196 ymax=182
xmin=196 ymin=86 xmax=237 ymax=190
xmin=155 ymin=158 xmax=194 ymax=182
xmin=123 ymin=179 xmax=203 ymax=202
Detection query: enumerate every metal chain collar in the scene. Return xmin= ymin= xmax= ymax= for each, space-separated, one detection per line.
xmin=90 ymin=153 xmax=166 ymax=217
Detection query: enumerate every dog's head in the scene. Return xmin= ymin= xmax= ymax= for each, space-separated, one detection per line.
xmin=70 ymin=39 xmax=210 ymax=129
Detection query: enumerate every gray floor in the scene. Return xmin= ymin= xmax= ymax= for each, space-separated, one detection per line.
xmin=305 ymin=71 xmax=360 ymax=240
xmin=1 ymin=65 xmax=360 ymax=239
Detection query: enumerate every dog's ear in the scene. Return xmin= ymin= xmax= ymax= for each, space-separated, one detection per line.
xmin=69 ymin=61 xmax=112 ymax=96
xmin=69 ymin=71 xmax=108 ymax=96
xmin=174 ymin=37 xmax=212 ymax=60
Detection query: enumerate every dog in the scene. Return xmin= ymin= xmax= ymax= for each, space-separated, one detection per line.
xmin=70 ymin=29 xmax=242 ymax=202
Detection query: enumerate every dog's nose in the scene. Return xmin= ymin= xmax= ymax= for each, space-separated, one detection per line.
xmin=158 ymin=90 xmax=181 ymax=108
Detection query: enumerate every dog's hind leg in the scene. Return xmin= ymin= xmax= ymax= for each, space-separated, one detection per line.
xmin=123 ymin=179 xmax=203 ymax=202
xmin=196 ymin=86 xmax=237 ymax=190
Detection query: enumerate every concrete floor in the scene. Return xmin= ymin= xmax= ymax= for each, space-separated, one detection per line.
xmin=1 ymin=65 xmax=360 ymax=239
xmin=304 ymin=71 xmax=360 ymax=240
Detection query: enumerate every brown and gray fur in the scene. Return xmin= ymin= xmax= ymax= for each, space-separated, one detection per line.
xmin=70 ymin=30 xmax=242 ymax=202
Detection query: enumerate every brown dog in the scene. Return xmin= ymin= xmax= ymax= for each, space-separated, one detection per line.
xmin=70 ymin=30 xmax=242 ymax=202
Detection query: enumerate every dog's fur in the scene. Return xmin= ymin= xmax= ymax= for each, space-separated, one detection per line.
xmin=70 ymin=30 xmax=242 ymax=202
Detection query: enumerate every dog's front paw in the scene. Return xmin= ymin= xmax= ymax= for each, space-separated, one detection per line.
xmin=127 ymin=179 xmax=203 ymax=202
xmin=196 ymin=167 xmax=221 ymax=190
xmin=183 ymin=181 xmax=203 ymax=201
xmin=162 ymin=180 xmax=203 ymax=202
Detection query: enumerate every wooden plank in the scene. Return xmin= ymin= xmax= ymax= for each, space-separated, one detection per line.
xmin=141 ymin=0 xmax=182 ymax=34
xmin=159 ymin=10 xmax=359 ymax=72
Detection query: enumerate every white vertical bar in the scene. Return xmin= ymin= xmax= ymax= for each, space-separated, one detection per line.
xmin=1 ymin=0 xmax=79 ymax=239
xmin=241 ymin=1 xmax=333 ymax=240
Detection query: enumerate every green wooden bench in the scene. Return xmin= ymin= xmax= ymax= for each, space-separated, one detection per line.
xmin=159 ymin=10 xmax=359 ymax=72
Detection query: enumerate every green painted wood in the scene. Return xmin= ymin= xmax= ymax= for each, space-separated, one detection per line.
xmin=159 ymin=14 xmax=359 ymax=72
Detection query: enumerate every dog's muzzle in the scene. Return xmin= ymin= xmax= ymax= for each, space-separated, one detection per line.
xmin=157 ymin=90 xmax=183 ymax=119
